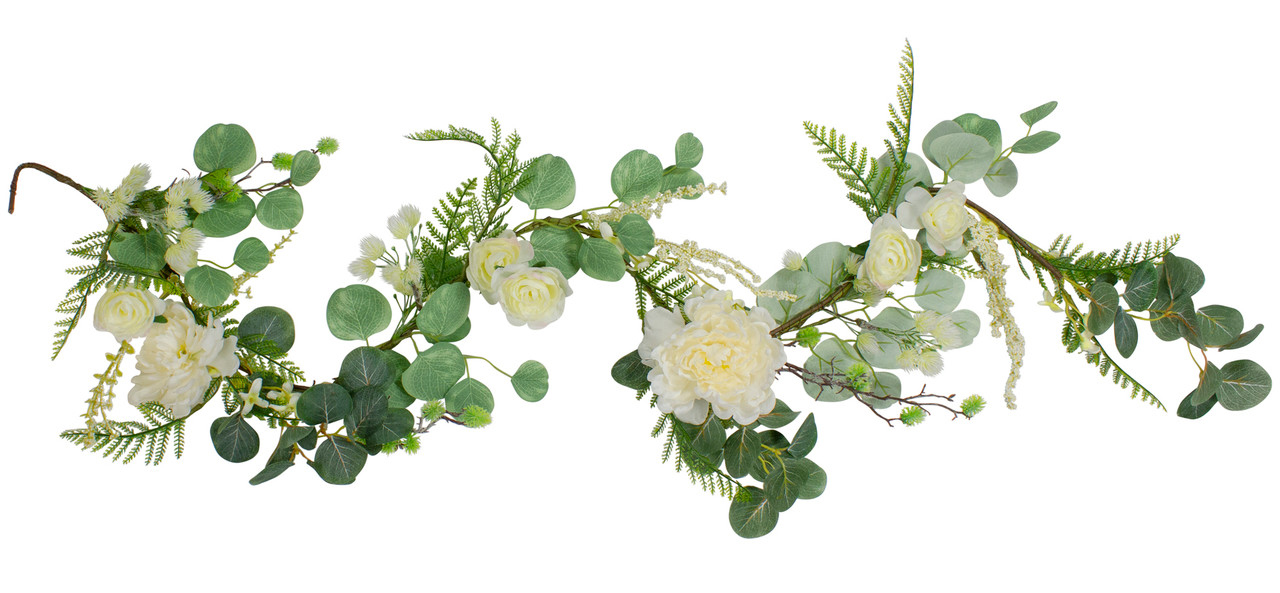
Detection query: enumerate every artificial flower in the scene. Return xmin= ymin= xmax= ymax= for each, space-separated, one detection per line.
xmin=466 ymin=230 xmax=535 ymax=303
xmin=128 ymin=301 xmax=239 ymax=418
xmin=490 ymin=263 xmax=572 ymax=329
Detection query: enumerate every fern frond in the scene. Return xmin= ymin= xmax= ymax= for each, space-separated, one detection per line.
xmin=802 ymin=121 xmax=880 ymax=220
xmin=1061 ymin=318 xmax=1165 ymax=410
xmin=1047 ymin=234 xmax=1180 ymax=285
xmin=60 ymin=402 xmax=191 ymax=465
xmin=879 ymin=39 xmax=915 ymax=214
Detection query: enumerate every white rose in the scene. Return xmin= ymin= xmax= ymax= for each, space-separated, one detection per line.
xmin=466 ymin=230 xmax=536 ymax=304
xmin=896 ymin=181 xmax=970 ymax=256
xmin=639 ymin=289 xmax=786 ymax=425
xmin=490 ymin=263 xmax=572 ymax=329
xmin=128 ymin=301 xmax=240 ymax=418
xmin=93 ymin=287 xmax=164 ymax=342
xmin=858 ymin=214 xmax=922 ymax=290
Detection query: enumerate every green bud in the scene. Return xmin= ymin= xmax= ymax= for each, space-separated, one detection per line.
xmin=316 ymin=137 xmax=340 ymax=156
xmin=796 ymin=326 xmax=821 ymax=349
xmin=459 ymin=405 xmax=491 ymax=428
xmin=271 ymin=152 xmax=294 ymax=171
xmin=422 ymin=400 xmax=446 ymax=421
xmin=960 ymin=395 xmax=986 ymax=418
xmin=899 ymin=405 xmax=926 ymax=426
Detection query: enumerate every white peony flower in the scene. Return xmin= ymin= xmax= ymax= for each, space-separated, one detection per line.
xmin=858 ymin=214 xmax=922 ymax=290
xmin=896 ymin=181 xmax=971 ymax=257
xmin=638 ymin=289 xmax=786 ymax=425
xmin=490 ymin=263 xmax=572 ymax=329
xmin=466 ymin=230 xmax=535 ymax=304
xmin=388 ymin=204 xmax=421 ymax=240
xmin=128 ymin=301 xmax=239 ymax=418
xmin=93 ymin=287 xmax=164 ymax=342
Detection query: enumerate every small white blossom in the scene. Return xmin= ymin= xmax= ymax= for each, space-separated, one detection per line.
xmin=348 ymin=257 xmax=376 ymax=281
xmin=917 ymin=349 xmax=944 ymax=376
xmin=163 ymin=205 xmax=189 ymax=229
xmin=176 ymin=228 xmax=205 ymax=252
xmin=270 ymin=383 xmax=300 ymax=417
xmin=165 ymin=244 xmax=197 ymax=275
xmin=388 ymin=204 xmax=421 ymax=240
xmin=782 ymin=250 xmax=804 ymax=271
xmin=240 ymin=378 xmax=269 ymax=414
xmin=1038 ymin=289 xmax=1063 ymax=312
xmin=382 ymin=263 xmax=412 ymax=295
xmin=404 ymin=257 xmax=424 ymax=289
xmin=359 ymin=235 xmax=386 ymax=260
xmin=118 ymin=164 xmax=151 ymax=201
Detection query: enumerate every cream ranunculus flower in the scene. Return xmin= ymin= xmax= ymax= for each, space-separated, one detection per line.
xmin=466 ymin=230 xmax=536 ymax=304
xmin=858 ymin=214 xmax=922 ymax=290
xmin=92 ymin=287 xmax=164 ymax=342
xmin=490 ymin=263 xmax=572 ymax=329
xmin=638 ymin=289 xmax=786 ymax=425
xmin=896 ymin=181 xmax=970 ymax=256
xmin=128 ymin=301 xmax=240 ymax=418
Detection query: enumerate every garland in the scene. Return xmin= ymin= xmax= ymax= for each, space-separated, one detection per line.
xmin=11 ymin=44 xmax=1269 ymax=538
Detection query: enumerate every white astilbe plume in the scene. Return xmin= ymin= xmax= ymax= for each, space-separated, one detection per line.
xmin=653 ymin=238 xmax=796 ymax=303
xmin=969 ymin=214 xmax=1025 ymax=410
xmin=588 ymin=182 xmax=727 ymax=225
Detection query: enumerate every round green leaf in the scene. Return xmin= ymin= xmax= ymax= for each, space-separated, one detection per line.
xmin=296 ymin=383 xmax=353 ymax=425
xmin=185 ymin=265 xmax=235 ymax=306
xmin=366 ymin=407 xmax=414 ymax=446
xmin=530 ymin=226 xmax=583 ymax=279
xmin=578 ymin=237 xmax=626 ymax=281
xmin=515 ymin=154 xmax=576 ymax=210
xmin=1123 ymin=261 xmax=1158 ymax=311
xmin=950 ymin=309 xmax=982 ymax=348
xmin=788 ymin=413 xmax=817 ymax=458
xmin=194 ymin=123 xmax=257 ymax=175
xmin=757 ymin=400 xmax=801 ymax=429
xmin=929 ymin=133 xmax=996 ymax=183
xmin=233 ymin=237 xmax=270 ymax=273
xmin=953 ymin=113 xmax=1002 ymax=153
xmin=239 ymin=306 xmax=295 ymax=353
xmin=1177 ymin=390 xmax=1217 ymax=420
xmin=1192 ymin=362 xmax=1223 ymax=407
xmin=511 ymin=360 xmax=549 ymax=402
xmin=659 ymin=166 xmax=704 ymax=197
xmin=1114 ymin=308 xmax=1138 ymax=359
xmin=983 ymin=158 xmax=1018 ymax=197
xmin=914 ymin=269 xmax=965 ymax=313
xmin=756 ymin=269 xmax=824 ymax=324
xmin=109 ymin=228 xmax=169 ymax=272
xmin=427 ymin=317 xmax=471 ymax=344
xmin=445 ymin=378 xmax=494 ymax=414
xmin=344 ymin=386 xmax=389 ymax=439
xmin=922 ymin=120 xmax=964 ymax=170
xmin=1159 ymin=254 xmax=1205 ymax=301
xmin=728 ymin=486 xmax=779 ymax=539
xmin=794 ymin=458 xmax=827 ymax=500
xmin=1087 ymin=281 xmax=1120 ymax=335
xmin=290 ymin=150 xmax=321 ymax=186
xmin=312 ymin=436 xmax=367 ymax=485
xmin=724 ymin=428 xmax=762 ymax=479
xmin=610 ymin=149 xmax=663 ymax=203
xmin=611 ymin=350 xmax=651 ymax=391
xmin=1216 ymin=360 xmax=1272 ymax=411
xmin=194 ymin=195 xmax=256 ymax=238
xmin=802 ymin=339 xmax=865 ymax=402
xmin=764 ymin=457 xmax=810 ymax=512
xmin=339 ymin=346 xmax=393 ymax=391
xmin=674 ymin=132 xmax=703 ymax=168
xmin=416 ymin=282 xmax=470 ymax=339
xmin=210 ymin=415 xmax=260 ymax=463
xmin=611 ymin=213 xmax=655 ymax=256
xmin=803 ymin=242 xmax=853 ymax=293
xmin=402 ymin=343 xmax=466 ymax=401
xmin=257 ymin=187 xmax=304 ymax=230
xmin=1197 ymin=305 xmax=1244 ymax=348
xmin=326 ymin=284 xmax=392 ymax=341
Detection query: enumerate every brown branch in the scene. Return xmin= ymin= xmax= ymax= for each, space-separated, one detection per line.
xmin=778 ymin=362 xmax=966 ymax=426
xmin=770 ymin=281 xmax=852 ymax=338
xmin=9 ymin=162 xmax=93 ymax=214
xmin=964 ymin=197 xmax=1062 ymax=283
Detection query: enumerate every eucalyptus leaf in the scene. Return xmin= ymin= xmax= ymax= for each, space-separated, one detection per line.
xmin=109 ymin=228 xmax=168 ymax=272
xmin=516 ymin=154 xmax=576 ymax=210
xmin=728 ymin=486 xmax=778 ymax=539
xmin=757 ymin=399 xmax=801 ymax=428
xmin=674 ymin=132 xmax=703 ymax=168
xmin=788 ymin=413 xmax=817 ymax=458
xmin=249 ymin=461 xmax=293 ymax=486
xmin=530 ymin=226 xmax=583 ymax=279
xmin=928 ymin=133 xmax=995 ymax=183
xmin=193 ymin=123 xmax=256 ymax=175
xmin=402 ymin=343 xmax=466 ymax=401
xmin=1123 ymin=261 xmax=1158 ymax=311
xmin=256 ymin=187 xmax=304 ymax=230
xmin=296 ymin=383 xmax=352 ymax=425
xmin=1196 ymin=305 xmax=1244 ymax=348
xmin=345 ymin=386 xmax=390 ymax=439
xmin=239 ymin=306 xmax=295 ymax=353
xmin=953 ymin=113 xmax=1002 ymax=153
xmin=950 ymin=309 xmax=982 ymax=348
xmin=922 ymin=120 xmax=964 ymax=170
xmin=684 ymin=418 xmax=727 ymax=458
xmin=611 ymin=149 xmax=663 ymax=203
xmin=794 ymin=458 xmax=827 ymax=500
xmin=764 ymin=457 xmax=808 ymax=512
xmin=338 ymin=346 xmax=393 ymax=391
xmin=185 ymin=265 xmax=235 ymax=307
xmin=1020 ymin=101 xmax=1058 ymax=126
xmin=416 ymin=282 xmax=470 ymax=339
xmin=1192 ymin=362 xmax=1222 ymax=406
xmin=1010 ymin=131 xmax=1061 ymax=154
xmin=757 ymin=269 xmax=823 ymax=324
xmin=578 ymin=237 xmax=626 ymax=281
xmin=511 ymin=360 xmax=549 ymax=402
xmin=803 ymin=242 xmax=853 ymax=293
xmin=724 ymin=428 xmax=762 ymax=479
xmin=210 ymin=416 xmax=259 ymax=463
xmin=1216 ymin=360 xmax=1271 ymax=411
xmin=290 ymin=150 xmax=321 ymax=186
xmin=983 ymin=158 xmax=1018 ymax=197
xmin=1114 ymin=308 xmax=1138 ymax=359
xmin=1177 ymin=390 xmax=1216 ymax=420
xmin=612 ymin=213 xmax=655 ymax=256
xmin=659 ymin=166 xmax=704 ymax=197
xmin=610 ymin=350 xmax=651 ymax=391
xmin=1219 ymin=324 xmax=1264 ymax=352
xmin=446 ymin=378 xmax=495 ymax=414
xmin=312 ymin=436 xmax=367 ymax=485
xmin=1087 ymin=281 xmax=1120 ymax=335
xmin=233 ymin=237 xmax=270 ymax=273
xmin=366 ymin=407 xmax=414 ymax=446
xmin=193 ymin=194 xmax=255 ymax=238
xmin=914 ymin=269 xmax=964 ymax=313
xmin=326 ymin=284 xmax=392 ymax=341
xmin=1158 ymin=254 xmax=1204 ymax=301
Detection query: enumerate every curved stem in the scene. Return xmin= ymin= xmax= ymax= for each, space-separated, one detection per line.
xmin=964 ymin=197 xmax=1062 ymax=283
xmin=9 ymin=162 xmax=93 ymax=214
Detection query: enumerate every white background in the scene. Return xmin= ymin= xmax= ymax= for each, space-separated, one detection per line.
xmin=2 ymin=1 xmax=1277 ymax=591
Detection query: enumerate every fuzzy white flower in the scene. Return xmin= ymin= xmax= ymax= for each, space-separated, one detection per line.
xmin=896 ymin=181 xmax=970 ymax=257
xmin=403 ymin=257 xmax=424 ymax=289
xmin=638 ymin=289 xmax=786 ymax=425
xmin=382 ymin=263 xmax=412 ymax=295
xmin=388 ymin=204 xmax=421 ymax=240
xmin=490 ymin=263 xmax=572 ymax=329
xmin=167 ymin=177 xmax=214 ymax=214
xmin=917 ymin=349 xmax=944 ymax=376
xmin=466 ymin=230 xmax=535 ymax=304
xmin=359 ymin=235 xmax=386 ymax=260
xmin=165 ymin=243 xmax=198 ymax=275
xmin=932 ymin=317 xmax=965 ymax=351
xmin=240 ymin=378 xmax=268 ymax=414
xmin=128 ymin=301 xmax=239 ymax=419
xmin=859 ymin=214 xmax=922 ymax=290
xmin=118 ymin=164 xmax=151 ymax=201
xmin=349 ymin=257 xmax=376 ymax=281
xmin=782 ymin=249 xmax=804 ymax=271
xmin=896 ymin=348 xmax=921 ymax=372
xmin=93 ymin=186 xmax=129 ymax=222
xmin=163 ymin=205 xmax=189 ymax=229
xmin=93 ymin=287 xmax=164 ymax=342
xmin=175 ymin=228 xmax=205 ymax=252
xmin=844 ymin=253 xmax=863 ymax=276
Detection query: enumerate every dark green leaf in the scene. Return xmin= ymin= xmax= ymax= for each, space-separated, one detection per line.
xmin=249 ymin=461 xmax=293 ymax=485
xmin=193 ymin=123 xmax=257 ymax=175
xmin=764 ymin=457 xmax=808 ymax=512
xmin=312 ymin=436 xmax=367 ymax=485
xmin=1087 ymin=281 xmax=1119 ymax=335
xmin=345 ymin=387 xmax=389 ymax=439
xmin=1216 ymin=360 xmax=1272 ymax=411
xmin=338 ymin=346 xmax=393 ymax=390
xmin=290 ymin=150 xmax=321 ymax=186
xmin=1177 ymin=390 xmax=1217 ymax=420
xmin=366 ymin=407 xmax=414 ymax=446
xmin=728 ymin=486 xmax=778 ymax=539
xmin=296 ymin=382 xmax=352 ymax=425
xmin=1192 ymin=362 xmax=1222 ymax=406
xmin=210 ymin=416 xmax=259 ymax=463
xmin=239 ymin=306 xmax=295 ymax=353
xmin=788 ymin=413 xmax=817 ymax=458
xmin=1123 ymin=262 xmax=1158 ymax=311
xmin=684 ymin=419 xmax=727 ymax=458
xmin=445 ymin=378 xmax=494 ymax=414
xmin=794 ymin=458 xmax=827 ymax=500
xmin=1219 ymin=324 xmax=1264 ymax=352
xmin=610 ymin=350 xmax=651 ymax=391
xmin=109 ymin=228 xmax=168 ymax=272
xmin=724 ymin=428 xmax=762 ymax=479
xmin=1196 ymin=305 xmax=1244 ymax=348
xmin=1114 ymin=308 xmax=1138 ymax=358
xmin=1010 ymin=131 xmax=1060 ymax=154
xmin=758 ymin=400 xmax=801 ymax=429
xmin=416 ymin=282 xmax=470 ymax=340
